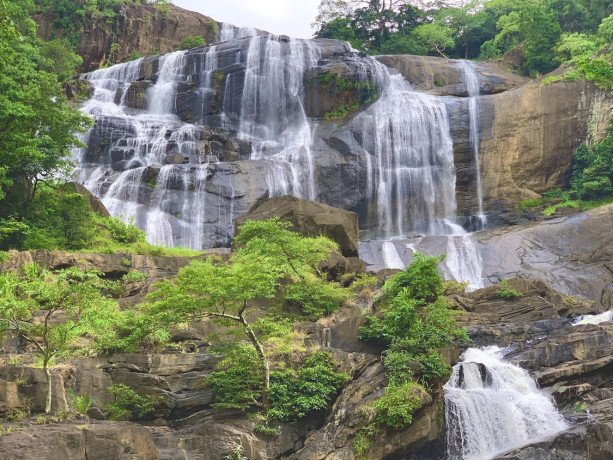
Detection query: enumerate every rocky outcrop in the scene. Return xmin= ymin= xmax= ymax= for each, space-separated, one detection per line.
xmin=477 ymin=78 xmax=613 ymax=220
xmin=0 ymin=421 xmax=160 ymax=460
xmin=35 ymin=4 xmax=219 ymax=71
xmin=475 ymin=204 xmax=613 ymax=301
xmin=235 ymin=195 xmax=360 ymax=257
xmin=362 ymin=204 xmax=613 ymax=305
xmin=377 ymin=55 xmax=529 ymax=96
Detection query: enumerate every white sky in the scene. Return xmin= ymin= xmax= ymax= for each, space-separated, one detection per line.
xmin=173 ymin=0 xmax=321 ymax=39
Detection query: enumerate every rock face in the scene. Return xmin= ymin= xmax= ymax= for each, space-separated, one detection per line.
xmin=234 ymin=195 xmax=360 ymax=257
xmin=376 ymin=55 xmax=530 ymax=96
xmin=0 ymin=421 xmax=160 ymax=460
xmin=361 ymin=204 xmax=613 ymax=305
xmin=477 ymin=78 xmax=613 ymax=222
xmin=35 ymin=4 xmax=220 ymax=71
xmin=475 ymin=204 xmax=613 ymax=301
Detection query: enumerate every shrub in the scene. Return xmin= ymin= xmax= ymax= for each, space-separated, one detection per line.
xmin=179 ymin=35 xmax=206 ymax=50
xmin=71 ymin=392 xmax=93 ymax=415
xmin=495 ymin=279 xmax=522 ymax=299
xmin=372 ymin=382 xmax=424 ymax=429
xmin=105 ymin=384 xmax=163 ymax=421
xmin=383 ymin=253 xmax=444 ymax=303
xmin=103 ymin=216 xmax=146 ymax=244
xmin=268 ymin=352 xmax=349 ymax=421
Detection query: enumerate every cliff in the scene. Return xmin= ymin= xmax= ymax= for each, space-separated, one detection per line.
xmin=35 ymin=3 xmax=220 ymax=71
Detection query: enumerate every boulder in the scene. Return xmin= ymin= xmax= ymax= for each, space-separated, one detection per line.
xmin=69 ymin=182 xmax=111 ymax=217
xmin=234 ymin=195 xmax=360 ymax=257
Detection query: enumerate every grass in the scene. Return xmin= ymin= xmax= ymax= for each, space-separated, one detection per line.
xmin=519 ymin=189 xmax=613 ymax=217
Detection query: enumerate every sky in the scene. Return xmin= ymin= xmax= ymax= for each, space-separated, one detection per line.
xmin=173 ymin=0 xmax=321 ymax=39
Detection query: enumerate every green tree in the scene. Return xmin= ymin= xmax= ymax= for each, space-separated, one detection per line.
xmin=141 ymin=219 xmax=343 ymax=414
xmin=412 ymin=22 xmax=455 ymax=58
xmin=0 ymin=264 xmax=123 ymax=413
xmin=0 ymin=8 xmax=91 ymax=208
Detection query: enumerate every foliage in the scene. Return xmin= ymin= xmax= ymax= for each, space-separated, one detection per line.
xmin=357 ymin=252 xmax=468 ymax=436
xmin=105 ymin=383 xmax=163 ymax=421
xmin=324 ymin=103 xmax=359 ymax=120
xmin=383 ymin=253 xmax=444 ymax=303
xmin=179 ymin=35 xmax=205 ymax=50
xmin=140 ymin=218 xmax=345 ymax=414
xmin=495 ymin=279 xmax=523 ymax=299
xmin=442 ymin=279 xmax=469 ymax=296
xmin=570 ymin=122 xmax=613 ymax=199
xmin=372 ymin=381 xmax=424 ymax=429
xmin=313 ymin=0 xmax=613 ymax=78
xmin=205 ymin=345 xmax=264 ymax=411
xmin=0 ymin=264 xmax=123 ymax=412
xmin=268 ymin=351 xmax=349 ymax=421
xmin=70 ymin=391 xmax=93 ymax=415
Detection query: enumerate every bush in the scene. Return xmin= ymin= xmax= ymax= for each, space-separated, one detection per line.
xmin=269 ymin=352 xmax=349 ymax=421
xmin=105 ymin=384 xmax=163 ymax=421
xmin=495 ymin=279 xmax=522 ymax=299
xmin=383 ymin=253 xmax=444 ymax=303
xmin=372 ymin=382 xmax=424 ymax=429
xmin=103 ymin=216 xmax=146 ymax=244
xmin=179 ymin=35 xmax=206 ymax=50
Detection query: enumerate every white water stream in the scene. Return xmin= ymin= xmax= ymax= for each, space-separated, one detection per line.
xmin=457 ymin=60 xmax=486 ymax=229
xmin=444 ymin=347 xmax=568 ymax=459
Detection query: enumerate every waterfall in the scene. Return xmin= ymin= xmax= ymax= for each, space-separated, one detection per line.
xmin=573 ymin=311 xmax=613 ymax=325
xmin=444 ymin=347 xmax=568 ymax=459
xmin=241 ymin=35 xmax=321 ymax=201
xmin=74 ymin=32 xmax=474 ymax=250
xmin=353 ymin=62 xmax=457 ymax=238
xmin=457 ymin=60 xmax=486 ymax=229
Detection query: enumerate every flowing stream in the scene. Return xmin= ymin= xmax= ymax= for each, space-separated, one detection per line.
xmin=444 ymin=347 xmax=568 ymax=459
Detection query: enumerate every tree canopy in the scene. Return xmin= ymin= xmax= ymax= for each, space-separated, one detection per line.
xmin=314 ymin=0 xmax=613 ymax=78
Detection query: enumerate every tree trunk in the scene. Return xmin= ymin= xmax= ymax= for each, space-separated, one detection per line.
xmin=44 ymin=363 xmax=52 ymax=413
xmin=240 ymin=315 xmax=270 ymax=414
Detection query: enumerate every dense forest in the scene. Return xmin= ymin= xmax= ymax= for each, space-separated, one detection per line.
xmin=315 ymin=0 xmax=613 ymax=78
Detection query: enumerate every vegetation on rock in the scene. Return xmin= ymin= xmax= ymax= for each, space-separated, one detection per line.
xmin=0 ymin=264 xmax=124 ymax=412
xmin=355 ymin=253 xmax=468 ymax=456
xmin=520 ymin=120 xmax=613 ymax=214
xmin=137 ymin=218 xmax=349 ymax=417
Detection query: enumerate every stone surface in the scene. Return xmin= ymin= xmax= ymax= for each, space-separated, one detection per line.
xmin=0 ymin=421 xmax=160 ymax=460
xmin=35 ymin=4 xmax=219 ymax=71
xmin=377 ymin=55 xmax=530 ymax=96
xmin=234 ymin=195 xmax=360 ymax=257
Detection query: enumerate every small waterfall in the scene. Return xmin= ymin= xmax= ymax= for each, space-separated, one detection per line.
xmin=573 ymin=311 xmax=613 ymax=325
xmin=444 ymin=347 xmax=568 ymax=460
xmin=457 ymin=61 xmax=486 ymax=229
xmin=147 ymin=51 xmax=187 ymax=114
xmin=381 ymin=241 xmax=405 ymax=269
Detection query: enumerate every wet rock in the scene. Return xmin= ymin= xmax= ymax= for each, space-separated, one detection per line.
xmin=163 ymin=153 xmax=189 ymax=165
xmin=234 ymin=195 xmax=360 ymax=257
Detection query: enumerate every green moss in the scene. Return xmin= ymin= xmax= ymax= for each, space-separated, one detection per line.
xmin=324 ymin=103 xmax=359 ymax=120
xmin=208 ymin=20 xmax=219 ymax=36
xmin=213 ymin=71 xmax=225 ymax=90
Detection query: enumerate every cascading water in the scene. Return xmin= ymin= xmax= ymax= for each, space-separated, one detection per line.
xmin=239 ymin=35 xmax=321 ymax=201
xmin=352 ymin=62 xmax=457 ymax=238
xmin=444 ymin=347 xmax=568 ymax=459
xmin=457 ymin=60 xmax=486 ymax=229
xmin=74 ymin=31 xmax=482 ymax=251
xmin=573 ymin=311 xmax=613 ymax=325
